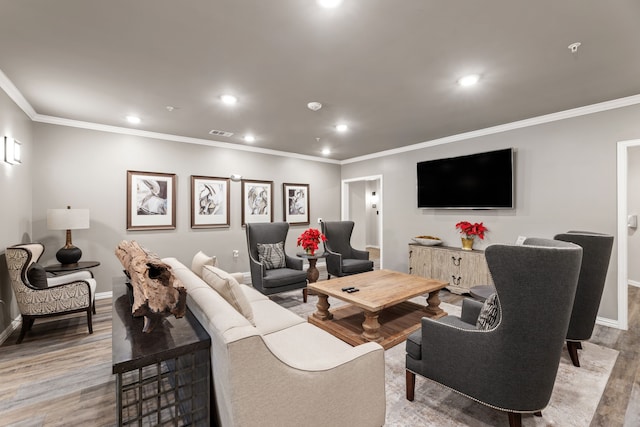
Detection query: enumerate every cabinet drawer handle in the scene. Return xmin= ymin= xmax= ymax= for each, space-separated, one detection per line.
xmin=451 ymin=275 xmax=461 ymax=286
xmin=452 ymin=256 xmax=461 ymax=266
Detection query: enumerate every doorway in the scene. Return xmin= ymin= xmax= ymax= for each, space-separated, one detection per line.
xmin=341 ymin=175 xmax=383 ymax=269
xmin=615 ymin=138 xmax=640 ymax=331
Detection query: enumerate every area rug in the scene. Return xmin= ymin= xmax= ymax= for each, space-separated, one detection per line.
xmin=271 ymin=291 xmax=619 ymax=427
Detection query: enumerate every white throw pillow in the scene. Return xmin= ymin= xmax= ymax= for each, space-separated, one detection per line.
xmin=202 ymin=265 xmax=255 ymax=325
xmin=191 ymin=251 xmax=217 ymax=278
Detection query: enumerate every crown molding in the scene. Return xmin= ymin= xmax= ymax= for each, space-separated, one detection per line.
xmin=340 ymin=94 xmax=640 ymax=165
xmin=0 ymin=69 xmax=37 ymax=119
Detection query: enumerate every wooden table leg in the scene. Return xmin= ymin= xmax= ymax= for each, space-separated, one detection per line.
xmin=362 ymin=310 xmax=383 ymax=342
xmin=313 ymin=293 xmax=333 ymax=320
xmin=424 ymin=289 xmax=446 ymax=318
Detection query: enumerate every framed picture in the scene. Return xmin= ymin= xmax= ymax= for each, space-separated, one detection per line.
xmin=126 ymin=170 xmax=176 ymax=230
xmin=241 ymin=179 xmax=273 ymax=226
xmin=191 ymin=175 xmax=230 ymax=228
xmin=283 ymin=183 xmax=309 ymax=225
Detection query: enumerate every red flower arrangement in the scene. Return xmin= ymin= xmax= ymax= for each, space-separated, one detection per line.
xmin=297 ymin=228 xmax=327 ymax=256
xmin=455 ymin=221 xmax=488 ymax=240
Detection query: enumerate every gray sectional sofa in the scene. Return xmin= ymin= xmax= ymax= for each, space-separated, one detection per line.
xmin=162 ymin=255 xmax=386 ymax=427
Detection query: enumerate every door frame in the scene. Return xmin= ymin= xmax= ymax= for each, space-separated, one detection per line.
xmin=341 ymin=174 xmax=383 ymax=269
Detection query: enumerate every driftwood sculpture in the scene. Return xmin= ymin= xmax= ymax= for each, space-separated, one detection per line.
xmin=115 ymin=240 xmax=187 ymax=333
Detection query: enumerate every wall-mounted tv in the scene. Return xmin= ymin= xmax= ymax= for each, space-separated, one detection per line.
xmin=417 ymin=148 xmax=514 ymax=209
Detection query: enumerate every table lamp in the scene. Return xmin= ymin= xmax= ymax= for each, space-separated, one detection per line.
xmin=47 ymin=206 xmax=90 ymax=265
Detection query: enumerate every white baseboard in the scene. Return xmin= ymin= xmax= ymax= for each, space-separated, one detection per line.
xmin=96 ymin=291 xmax=113 ymax=300
xmin=0 ymin=315 xmax=22 ymax=345
xmin=629 ymin=280 xmax=640 ymax=288
xmin=596 ymin=316 xmax=623 ymax=330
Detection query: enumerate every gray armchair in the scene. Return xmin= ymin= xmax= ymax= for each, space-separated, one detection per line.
xmin=406 ymin=238 xmax=583 ymax=427
xmin=5 ymin=243 xmax=96 ymax=344
xmin=245 ymin=222 xmax=309 ymax=302
xmin=554 ymin=231 xmax=614 ymax=367
xmin=320 ymin=221 xmax=373 ymax=279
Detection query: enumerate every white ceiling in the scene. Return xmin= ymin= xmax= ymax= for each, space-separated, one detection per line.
xmin=1 ymin=1 xmax=639 ymax=161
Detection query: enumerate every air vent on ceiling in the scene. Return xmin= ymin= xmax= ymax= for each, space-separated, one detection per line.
xmin=209 ymin=129 xmax=234 ymax=137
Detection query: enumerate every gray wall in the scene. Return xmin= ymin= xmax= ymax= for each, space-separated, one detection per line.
xmin=0 ymin=89 xmax=33 ymax=332
xmin=29 ymin=123 xmax=341 ymax=295
xmin=341 ymin=104 xmax=640 ymax=321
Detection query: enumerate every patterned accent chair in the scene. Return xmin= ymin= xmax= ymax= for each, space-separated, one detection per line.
xmin=405 ymin=238 xmax=583 ymax=427
xmin=245 ymin=222 xmax=308 ymax=301
xmin=320 ymin=221 xmax=373 ymax=279
xmin=5 ymin=243 xmax=96 ymax=344
xmin=554 ymin=231 xmax=614 ymax=367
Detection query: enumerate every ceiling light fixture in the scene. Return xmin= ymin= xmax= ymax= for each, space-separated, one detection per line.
xmin=321 ymin=148 xmax=331 ymax=156
xmin=126 ymin=115 xmax=141 ymax=124
xmin=307 ymin=101 xmax=322 ymax=111
xmin=220 ymin=94 xmax=238 ymax=105
xmin=244 ymin=135 xmax=256 ymax=143
xmin=458 ymin=74 xmax=480 ymax=87
xmin=336 ymin=123 xmax=349 ymax=132
xmin=317 ymin=0 xmax=343 ymax=8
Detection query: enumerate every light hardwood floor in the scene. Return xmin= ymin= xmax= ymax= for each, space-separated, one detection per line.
xmin=1 ymin=283 xmax=639 ymax=426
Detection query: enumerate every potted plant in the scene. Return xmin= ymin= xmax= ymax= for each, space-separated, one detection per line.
xmin=297 ymin=228 xmax=327 ymax=256
xmin=455 ymin=221 xmax=488 ymax=251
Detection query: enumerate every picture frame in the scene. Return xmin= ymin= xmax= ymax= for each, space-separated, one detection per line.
xmin=191 ymin=175 xmax=230 ymax=228
xmin=126 ymin=170 xmax=176 ymax=230
xmin=283 ymin=183 xmax=309 ymax=225
xmin=241 ymin=179 xmax=273 ymax=226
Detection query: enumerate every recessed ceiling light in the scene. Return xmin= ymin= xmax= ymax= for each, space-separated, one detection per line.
xmin=244 ymin=135 xmax=256 ymax=143
xmin=458 ymin=74 xmax=480 ymax=87
xmin=220 ymin=94 xmax=238 ymax=105
xmin=126 ymin=115 xmax=141 ymax=124
xmin=317 ymin=0 xmax=343 ymax=8
xmin=335 ymin=123 xmax=349 ymax=132
xmin=322 ymin=148 xmax=331 ymax=156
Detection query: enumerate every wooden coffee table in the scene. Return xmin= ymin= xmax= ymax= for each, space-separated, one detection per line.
xmin=307 ymin=269 xmax=448 ymax=349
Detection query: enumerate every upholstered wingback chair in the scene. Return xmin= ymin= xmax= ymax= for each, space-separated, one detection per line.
xmin=5 ymin=243 xmax=96 ymax=343
xmin=320 ymin=221 xmax=373 ymax=279
xmin=245 ymin=222 xmax=308 ymax=301
xmin=554 ymin=231 xmax=614 ymax=367
xmin=405 ymin=238 xmax=583 ymax=427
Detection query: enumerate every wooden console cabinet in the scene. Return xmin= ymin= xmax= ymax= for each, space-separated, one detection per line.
xmin=408 ymin=244 xmax=493 ymax=294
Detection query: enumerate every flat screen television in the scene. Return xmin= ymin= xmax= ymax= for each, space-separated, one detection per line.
xmin=417 ymin=148 xmax=514 ymax=209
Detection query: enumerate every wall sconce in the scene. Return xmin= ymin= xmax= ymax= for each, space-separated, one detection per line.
xmin=4 ymin=136 xmax=22 ymax=165
xmin=371 ymin=191 xmax=379 ymax=208
xmin=47 ymin=206 xmax=90 ymax=265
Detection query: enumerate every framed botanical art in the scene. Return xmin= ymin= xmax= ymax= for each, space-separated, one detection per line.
xmin=241 ymin=179 xmax=273 ymax=226
xmin=283 ymin=183 xmax=309 ymax=225
xmin=191 ymin=175 xmax=230 ymax=228
xmin=127 ymin=170 xmax=176 ymax=230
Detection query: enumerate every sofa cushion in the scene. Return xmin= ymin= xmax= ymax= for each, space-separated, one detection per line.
xmin=257 ymin=241 xmax=286 ymax=270
xmin=250 ymin=299 xmax=305 ymax=335
xmin=476 ymin=292 xmax=500 ymax=330
xmin=27 ymin=263 xmax=48 ymax=289
xmin=191 ymin=251 xmax=217 ymax=278
xmin=202 ymin=265 xmax=255 ymax=325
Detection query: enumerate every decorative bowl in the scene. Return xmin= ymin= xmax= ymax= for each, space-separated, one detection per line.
xmin=412 ymin=236 xmax=443 ymax=246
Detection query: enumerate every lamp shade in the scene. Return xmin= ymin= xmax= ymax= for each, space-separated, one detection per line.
xmin=47 ymin=208 xmax=90 ymax=230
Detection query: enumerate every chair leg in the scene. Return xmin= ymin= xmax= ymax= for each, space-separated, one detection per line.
xmin=92 ymin=301 xmax=96 ymax=314
xmin=406 ymin=370 xmax=415 ymax=401
xmin=302 ymin=288 xmax=308 ymax=303
xmin=16 ymin=316 xmax=32 ymax=344
xmin=534 ymin=411 xmax=542 ymax=417
xmin=507 ymin=412 xmax=522 ymax=427
xmin=567 ymin=341 xmax=581 ymax=367
xmin=87 ymin=307 xmax=93 ymax=334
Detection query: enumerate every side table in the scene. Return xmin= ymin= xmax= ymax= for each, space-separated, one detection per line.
xmin=296 ymin=252 xmax=327 ymax=284
xmin=112 ymin=280 xmax=212 ymax=426
xmin=44 ymin=261 xmax=100 ymax=275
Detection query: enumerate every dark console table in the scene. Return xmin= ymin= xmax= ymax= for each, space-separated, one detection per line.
xmin=112 ymin=280 xmax=211 ymax=426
